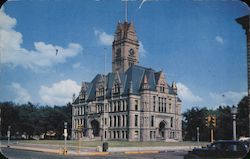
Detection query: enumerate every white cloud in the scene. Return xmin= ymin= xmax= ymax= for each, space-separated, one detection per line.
xmin=72 ymin=62 xmax=81 ymax=69
xmin=215 ymin=36 xmax=224 ymax=44
xmin=139 ymin=41 xmax=146 ymax=58
xmin=0 ymin=9 xmax=82 ymax=71
xmin=39 ymin=79 xmax=81 ymax=105
xmin=94 ymin=29 xmax=113 ymax=46
xmin=210 ymin=91 xmax=247 ymax=106
xmin=11 ymin=82 xmax=32 ymax=103
xmin=176 ymin=83 xmax=203 ymax=103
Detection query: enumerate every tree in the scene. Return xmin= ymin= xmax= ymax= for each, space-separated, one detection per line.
xmin=0 ymin=101 xmax=72 ymax=139
xmin=215 ymin=106 xmax=232 ymax=140
xmin=183 ymin=107 xmax=210 ymax=141
xmin=0 ymin=102 xmax=19 ymax=138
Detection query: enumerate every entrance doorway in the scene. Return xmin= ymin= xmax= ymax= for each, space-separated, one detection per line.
xmin=91 ymin=120 xmax=100 ymax=137
xmin=159 ymin=121 xmax=166 ymax=139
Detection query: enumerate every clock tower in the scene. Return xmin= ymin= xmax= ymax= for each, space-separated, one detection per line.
xmin=112 ymin=21 xmax=139 ymax=73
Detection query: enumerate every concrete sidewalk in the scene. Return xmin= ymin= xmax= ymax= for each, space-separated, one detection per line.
xmin=1 ymin=143 xmax=196 ymax=156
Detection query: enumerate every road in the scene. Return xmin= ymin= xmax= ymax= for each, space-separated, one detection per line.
xmin=1 ymin=147 xmax=188 ymax=159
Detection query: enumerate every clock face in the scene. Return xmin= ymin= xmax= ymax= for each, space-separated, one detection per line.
xmin=129 ymin=48 xmax=134 ymax=56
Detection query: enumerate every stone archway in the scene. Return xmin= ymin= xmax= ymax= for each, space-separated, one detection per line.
xmin=159 ymin=121 xmax=166 ymax=139
xmin=91 ymin=120 xmax=100 ymax=137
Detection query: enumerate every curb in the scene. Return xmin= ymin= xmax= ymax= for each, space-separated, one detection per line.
xmin=9 ymin=146 xmax=61 ymax=155
xmin=74 ymin=152 xmax=110 ymax=156
xmin=8 ymin=146 xmax=111 ymax=156
xmin=124 ymin=150 xmax=159 ymax=155
xmin=6 ymin=145 xmax=188 ymax=156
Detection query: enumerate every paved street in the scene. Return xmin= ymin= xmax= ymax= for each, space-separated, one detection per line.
xmin=1 ymin=147 xmax=187 ymax=159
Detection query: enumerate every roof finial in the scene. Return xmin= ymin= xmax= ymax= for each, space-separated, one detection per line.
xmin=125 ymin=0 xmax=128 ymax=22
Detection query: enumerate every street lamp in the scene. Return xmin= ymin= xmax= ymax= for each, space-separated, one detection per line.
xmin=7 ymin=126 xmax=10 ymax=147
xmin=197 ymin=127 xmax=200 ymax=147
xmin=63 ymin=122 xmax=68 ymax=155
xmin=231 ymin=106 xmax=238 ymax=141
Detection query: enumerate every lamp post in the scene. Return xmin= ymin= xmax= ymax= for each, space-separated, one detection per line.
xmin=231 ymin=106 xmax=238 ymax=141
xmin=7 ymin=126 xmax=10 ymax=147
xmin=63 ymin=122 xmax=68 ymax=154
xmin=197 ymin=127 xmax=200 ymax=147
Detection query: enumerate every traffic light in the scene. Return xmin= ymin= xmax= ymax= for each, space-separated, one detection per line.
xmin=211 ymin=115 xmax=216 ymax=128
xmin=205 ymin=115 xmax=211 ymax=127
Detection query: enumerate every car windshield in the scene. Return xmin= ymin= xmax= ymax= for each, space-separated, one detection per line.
xmin=210 ymin=143 xmax=223 ymax=150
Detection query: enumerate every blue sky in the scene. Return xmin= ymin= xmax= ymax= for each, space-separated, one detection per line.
xmin=0 ymin=0 xmax=249 ymax=111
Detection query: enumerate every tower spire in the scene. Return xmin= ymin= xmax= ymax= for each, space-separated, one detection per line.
xmin=125 ymin=0 xmax=128 ymax=22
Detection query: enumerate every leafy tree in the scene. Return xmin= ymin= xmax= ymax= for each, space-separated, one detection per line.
xmin=215 ymin=106 xmax=232 ymax=140
xmin=0 ymin=101 xmax=72 ymax=139
xmin=0 ymin=102 xmax=19 ymax=137
xmin=183 ymin=97 xmax=248 ymax=141
xmin=182 ymin=107 xmax=210 ymax=141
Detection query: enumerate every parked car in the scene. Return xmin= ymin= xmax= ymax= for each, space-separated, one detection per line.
xmin=239 ymin=136 xmax=250 ymax=147
xmin=184 ymin=140 xmax=249 ymax=159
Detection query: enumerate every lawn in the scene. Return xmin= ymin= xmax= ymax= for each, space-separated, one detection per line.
xmin=16 ymin=140 xmax=209 ymax=147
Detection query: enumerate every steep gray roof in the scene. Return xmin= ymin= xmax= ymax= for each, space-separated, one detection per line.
xmin=73 ymin=65 xmax=177 ymax=104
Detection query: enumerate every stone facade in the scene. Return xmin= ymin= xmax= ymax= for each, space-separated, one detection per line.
xmin=236 ymin=14 xmax=250 ymax=137
xmin=71 ymin=21 xmax=182 ymax=141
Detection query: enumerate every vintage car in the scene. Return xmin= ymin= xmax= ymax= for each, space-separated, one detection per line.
xmin=184 ymin=140 xmax=249 ymax=159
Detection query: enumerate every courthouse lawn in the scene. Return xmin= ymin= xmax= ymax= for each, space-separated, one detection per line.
xmin=17 ymin=140 xmax=209 ymax=147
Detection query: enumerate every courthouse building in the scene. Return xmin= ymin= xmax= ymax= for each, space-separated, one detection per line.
xmin=71 ymin=20 xmax=182 ymax=141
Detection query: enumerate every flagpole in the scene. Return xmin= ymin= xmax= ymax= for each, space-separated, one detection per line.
xmin=125 ymin=0 xmax=128 ymax=22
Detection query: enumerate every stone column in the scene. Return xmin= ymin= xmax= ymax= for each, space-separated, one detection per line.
xmin=236 ymin=14 xmax=250 ymax=136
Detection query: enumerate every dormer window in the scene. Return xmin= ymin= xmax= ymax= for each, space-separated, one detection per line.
xmin=79 ymin=82 xmax=87 ymax=102
xmin=112 ymin=74 xmax=121 ymax=95
xmin=114 ymin=83 xmax=120 ymax=93
xmin=96 ymin=76 xmax=106 ymax=98
xmin=79 ymin=92 xmax=85 ymax=101
xmin=112 ymin=83 xmax=121 ymax=95
xmin=97 ymin=86 xmax=105 ymax=97
xmin=160 ymin=82 xmax=165 ymax=93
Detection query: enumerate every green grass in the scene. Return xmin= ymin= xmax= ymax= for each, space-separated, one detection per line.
xmin=17 ymin=140 xmax=209 ymax=147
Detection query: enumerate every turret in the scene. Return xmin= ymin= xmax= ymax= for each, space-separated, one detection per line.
xmin=172 ymin=81 xmax=177 ymax=95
